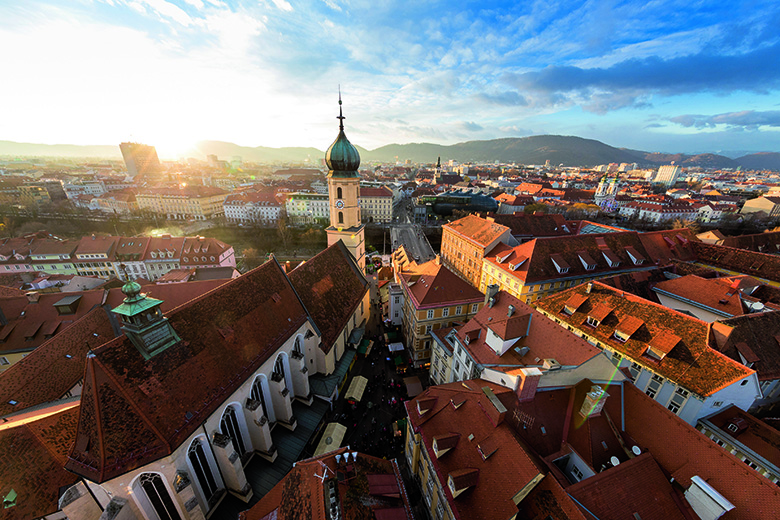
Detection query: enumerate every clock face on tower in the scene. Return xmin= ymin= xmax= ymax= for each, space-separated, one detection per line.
xmin=335 ymin=199 xmax=345 ymax=209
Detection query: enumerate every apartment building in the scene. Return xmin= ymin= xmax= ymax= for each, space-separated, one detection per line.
xmin=358 ymin=186 xmax=394 ymax=223
xmin=397 ymin=256 xmax=484 ymax=367
xmin=440 ymin=214 xmax=513 ymax=288
xmin=136 ymin=186 xmax=227 ymax=221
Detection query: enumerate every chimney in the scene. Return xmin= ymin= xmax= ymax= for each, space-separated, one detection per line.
xmin=507 ymin=305 xmax=515 ymax=317
xmin=515 ymin=367 xmax=542 ymax=403
xmin=684 ymin=476 xmax=735 ymax=520
xmin=586 ymin=282 xmax=593 ymax=294
xmin=579 ymin=385 xmax=609 ymax=418
xmin=481 ymin=386 xmax=507 ymax=426
xmin=485 ymin=284 xmax=499 ymax=306
xmin=25 ymin=292 xmax=40 ymax=304
xmin=434 ymin=254 xmax=441 ymax=265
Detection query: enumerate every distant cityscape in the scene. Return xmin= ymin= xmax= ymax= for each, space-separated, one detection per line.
xmin=3 ymin=123 xmax=780 ymax=520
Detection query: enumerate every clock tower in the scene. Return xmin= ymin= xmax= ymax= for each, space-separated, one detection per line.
xmin=325 ymin=93 xmax=366 ymax=270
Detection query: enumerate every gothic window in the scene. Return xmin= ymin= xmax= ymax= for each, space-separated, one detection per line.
xmin=293 ymin=336 xmax=304 ymax=358
xmin=135 ymin=473 xmax=182 ymax=520
xmin=272 ymin=356 xmax=287 ymax=389
xmin=337 ymin=187 xmax=343 ymax=199
xmin=338 ymin=211 xmax=344 ymax=224
xmin=188 ymin=440 xmax=220 ymax=505
xmin=250 ymin=378 xmax=270 ymax=420
xmin=220 ymin=406 xmax=248 ymax=457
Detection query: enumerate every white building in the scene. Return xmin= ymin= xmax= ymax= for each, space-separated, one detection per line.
xmin=285 ymin=192 xmax=330 ymax=225
xmin=655 ymin=164 xmax=682 ymax=185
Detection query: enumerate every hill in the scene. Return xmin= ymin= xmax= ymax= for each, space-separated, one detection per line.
xmin=735 ymin=152 xmax=780 ymax=171
xmin=0 ymin=141 xmax=121 ymax=158
xmin=2 ymin=136 xmax=779 ymax=171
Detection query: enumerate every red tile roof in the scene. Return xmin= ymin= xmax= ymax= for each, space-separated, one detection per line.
xmin=406 ymin=381 xmax=544 ymax=520
xmin=637 ymin=229 xmax=699 ymax=264
xmin=288 ymin=242 xmax=369 ymax=353
xmin=442 ymin=214 xmax=511 ymax=249
xmin=711 ymin=311 xmax=780 ymax=382
xmin=484 ymin=231 xmax=656 ymax=284
xmin=615 ymin=383 xmax=780 ymax=518
xmin=567 ymin=452 xmax=687 ymax=520
xmin=490 ymin=213 xmax=573 ymax=238
xmin=653 ymin=275 xmax=745 ymax=317
xmin=691 ymin=242 xmax=780 ymax=283
xmin=534 ymin=282 xmax=754 ymax=396
xmin=400 ymin=261 xmax=483 ymax=309
xmin=66 ymin=259 xmax=309 ymax=482
xmin=0 ymin=403 xmax=80 ymax=520
xmin=701 ymin=405 xmax=780 ymax=469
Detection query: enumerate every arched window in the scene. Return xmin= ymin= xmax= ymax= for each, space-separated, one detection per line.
xmin=250 ymin=377 xmax=271 ymax=421
xmin=272 ymin=356 xmax=287 ymax=390
xmin=337 ymin=187 xmax=343 ymax=199
xmin=188 ymin=439 xmax=220 ymax=506
xmin=293 ymin=335 xmax=303 ymax=358
xmin=220 ymin=406 xmax=248 ymax=457
xmin=338 ymin=211 xmax=343 ymax=224
xmin=133 ymin=473 xmax=182 ymax=520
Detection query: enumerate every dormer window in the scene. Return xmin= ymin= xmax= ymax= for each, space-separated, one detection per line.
xmin=150 ymin=252 xmax=157 ymax=259
xmin=577 ymin=251 xmax=597 ymax=271
xmin=601 ymin=249 xmax=620 ymax=268
xmin=613 ymin=330 xmax=630 ymax=342
xmin=167 ymin=251 xmax=174 ymax=258
xmin=550 ymin=253 xmax=570 ymax=274
xmin=586 ymin=316 xmax=600 ymax=328
xmin=625 ymin=246 xmax=645 ymax=265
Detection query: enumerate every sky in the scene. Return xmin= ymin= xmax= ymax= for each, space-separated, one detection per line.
xmin=2 ymin=0 xmax=780 ymax=158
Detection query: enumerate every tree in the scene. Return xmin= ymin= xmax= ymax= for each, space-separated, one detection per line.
xmin=524 ymin=203 xmax=548 ymax=215
xmin=241 ymin=247 xmax=262 ymax=271
xmin=277 ymin=212 xmax=292 ymax=250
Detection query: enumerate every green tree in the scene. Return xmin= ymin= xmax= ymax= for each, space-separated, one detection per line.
xmin=524 ymin=203 xmax=548 ymax=215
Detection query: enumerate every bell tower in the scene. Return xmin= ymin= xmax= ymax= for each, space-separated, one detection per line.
xmin=325 ymin=92 xmax=366 ymax=270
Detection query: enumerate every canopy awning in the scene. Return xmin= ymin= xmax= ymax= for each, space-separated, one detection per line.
xmin=345 ymin=375 xmax=368 ymax=402
xmin=388 ymin=342 xmax=404 ymax=352
xmin=314 ymin=422 xmax=347 ymax=457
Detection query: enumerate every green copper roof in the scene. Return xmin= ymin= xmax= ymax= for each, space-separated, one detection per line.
xmin=112 ymin=280 xmax=163 ymax=316
xmin=325 ymin=95 xmax=360 ymax=177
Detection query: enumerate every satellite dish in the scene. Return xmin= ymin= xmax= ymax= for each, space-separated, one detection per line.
xmin=610 ymin=456 xmax=620 ymax=466
xmin=632 ymin=446 xmax=641 ymax=456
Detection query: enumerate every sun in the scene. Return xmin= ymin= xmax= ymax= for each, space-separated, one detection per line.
xmin=152 ymin=135 xmax=197 ymax=161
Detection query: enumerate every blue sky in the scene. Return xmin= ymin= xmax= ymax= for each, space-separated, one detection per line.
xmin=2 ymin=0 xmax=780 ymax=158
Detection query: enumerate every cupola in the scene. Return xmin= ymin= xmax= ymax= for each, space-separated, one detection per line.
xmin=325 ymin=92 xmax=361 ymax=177
xmin=111 ymin=279 xmax=180 ymax=359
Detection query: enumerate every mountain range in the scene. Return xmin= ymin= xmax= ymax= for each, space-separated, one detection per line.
xmin=2 ymin=136 xmax=780 ymax=171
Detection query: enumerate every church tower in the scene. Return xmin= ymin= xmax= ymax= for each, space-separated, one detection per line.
xmin=111 ymin=279 xmax=181 ymax=359
xmin=325 ymin=93 xmax=366 ymax=270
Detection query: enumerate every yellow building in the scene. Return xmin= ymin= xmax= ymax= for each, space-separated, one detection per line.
xmin=398 ymin=256 xmax=484 ymax=367
xmin=358 ymin=186 xmax=394 ymax=223
xmin=440 ymin=214 xmax=512 ymax=288
xmin=136 ymin=186 xmax=227 ymax=221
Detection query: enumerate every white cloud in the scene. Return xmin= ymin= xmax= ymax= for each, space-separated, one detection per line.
xmin=137 ymin=0 xmax=194 ymax=26
xmin=270 ymin=0 xmax=294 ymax=12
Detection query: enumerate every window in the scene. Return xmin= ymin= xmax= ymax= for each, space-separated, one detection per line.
xmin=586 ymin=316 xmax=600 ymax=328
xmin=727 ymin=423 xmax=739 ymax=433
xmin=471 ymin=304 xmax=479 ymax=313
xmin=571 ymin=465 xmax=584 ymax=481
xmin=629 ymin=362 xmax=642 ymax=382
xmin=220 ymin=406 xmax=248 ymax=457
xmin=442 ymin=308 xmax=449 ymax=318
xmin=250 ymin=378 xmax=270 ymax=420
xmin=188 ymin=439 xmax=221 ymax=506
xmin=456 ymin=306 xmax=462 ymax=315
xmin=0 ymin=357 xmax=8 ymax=365
xmin=426 ymin=325 xmax=433 ymax=334
xmin=338 ymin=211 xmax=343 ymax=224
xmin=741 ymin=379 xmax=749 ymax=386
xmin=134 ymin=473 xmax=182 ymax=520
xmin=611 ymin=352 xmax=622 ymax=366
xmin=427 ymin=309 xmax=435 ymax=319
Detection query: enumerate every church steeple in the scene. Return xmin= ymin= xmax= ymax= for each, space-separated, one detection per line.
xmin=325 ymin=90 xmax=366 ymax=271
xmin=325 ymin=91 xmax=360 ymax=176
xmin=111 ymin=279 xmax=180 ymax=359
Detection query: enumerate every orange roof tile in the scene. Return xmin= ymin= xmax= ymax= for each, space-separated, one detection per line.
xmin=443 ymin=214 xmax=511 ymax=249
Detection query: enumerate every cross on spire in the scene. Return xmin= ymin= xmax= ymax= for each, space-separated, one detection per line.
xmin=337 ymin=86 xmax=345 ymax=131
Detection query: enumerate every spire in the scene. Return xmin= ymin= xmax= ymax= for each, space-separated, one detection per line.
xmin=437 ymin=156 xmax=441 ymax=168
xmin=337 ymin=85 xmax=345 ymax=132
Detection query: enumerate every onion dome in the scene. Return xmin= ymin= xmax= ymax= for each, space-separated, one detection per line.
xmin=121 ymin=279 xmax=143 ymax=303
xmin=325 ymin=94 xmax=361 ymax=177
